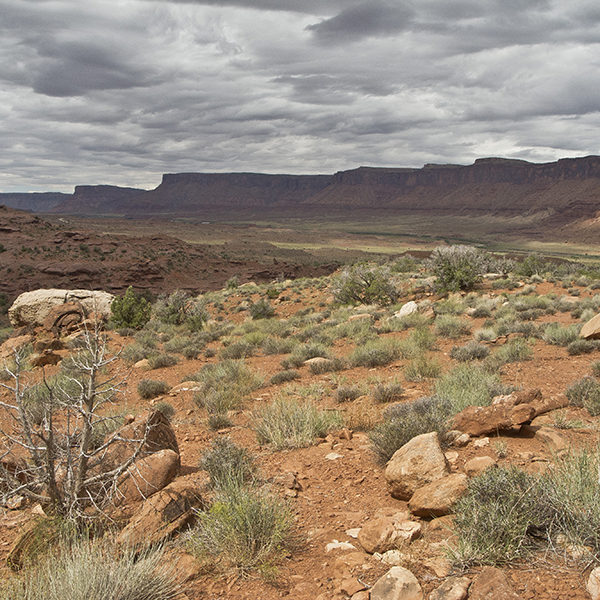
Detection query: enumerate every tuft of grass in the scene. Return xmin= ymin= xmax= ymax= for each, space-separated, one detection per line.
xmin=450 ymin=341 xmax=490 ymax=362
xmin=372 ymin=380 xmax=404 ymax=404
xmin=348 ymin=338 xmax=401 ymax=368
xmin=307 ymin=356 xmax=346 ymax=374
xmin=543 ymin=323 xmax=582 ymax=347
xmin=435 ymin=364 xmax=507 ymax=414
xmin=404 ymin=355 xmax=442 ymax=382
xmin=199 ymin=437 xmax=256 ymax=489
xmin=219 ymin=340 xmax=256 ymax=360
xmin=450 ymin=466 xmax=543 ymax=567
xmin=434 ymin=315 xmax=471 ymax=339
xmin=262 ymin=337 xmax=297 ymax=356
xmin=191 ymin=360 xmax=263 ymax=415
xmin=4 ymin=541 xmax=180 ymax=600
xmin=154 ymin=401 xmax=175 ymax=420
xmin=254 ymin=397 xmax=342 ymax=450
xmin=137 ymin=379 xmax=171 ymax=400
xmin=147 ymin=353 xmax=179 ymax=370
xmin=270 ymin=369 xmax=301 ymax=385
xmin=207 ymin=413 xmax=233 ymax=430
xmin=565 ymin=376 xmax=600 ymax=416
xmin=369 ymin=396 xmax=451 ymax=465
xmin=451 ymin=447 xmax=600 ymax=568
xmin=566 ymin=339 xmax=598 ymax=356
xmin=334 ymin=384 xmax=363 ymax=403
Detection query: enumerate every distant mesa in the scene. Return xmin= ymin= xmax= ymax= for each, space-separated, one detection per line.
xmin=3 ymin=156 xmax=600 ymax=226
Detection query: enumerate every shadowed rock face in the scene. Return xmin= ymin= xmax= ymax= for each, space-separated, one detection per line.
xmin=41 ymin=155 xmax=600 ymax=222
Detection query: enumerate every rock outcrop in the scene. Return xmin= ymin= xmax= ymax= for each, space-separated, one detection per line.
xmin=8 ymin=289 xmax=114 ymax=328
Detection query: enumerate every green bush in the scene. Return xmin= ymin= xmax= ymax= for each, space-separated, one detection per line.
xmin=487 ymin=338 xmax=533 ymax=368
xmin=567 ymin=339 xmax=598 ymax=356
xmin=262 ymin=337 xmax=297 ymax=355
xmin=369 ymin=396 xmax=452 ymax=464
xmin=187 ymin=483 xmax=295 ymax=577
xmin=450 ymin=466 xmax=543 ymax=567
xmin=330 ymin=263 xmax=398 ymax=306
xmin=254 ymin=397 xmax=342 ymax=450
xmin=427 ymin=245 xmax=489 ymax=292
xmin=452 ymin=448 xmax=600 ymax=568
xmin=110 ymin=286 xmax=151 ymax=330
xmin=543 ymin=323 xmax=582 ymax=346
xmin=220 ymin=340 xmax=256 ymax=360
xmin=137 ymin=379 xmax=171 ymax=399
xmin=250 ymin=299 xmax=275 ymax=320
xmin=207 ymin=413 xmax=233 ymax=430
xmin=200 ymin=437 xmax=256 ymax=489
xmin=514 ymin=253 xmax=547 ymax=278
xmin=192 ymin=360 xmax=263 ymax=414
xmin=307 ymin=356 xmax=346 ymax=375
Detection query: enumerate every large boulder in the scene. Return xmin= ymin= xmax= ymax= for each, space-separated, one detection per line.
xmin=385 ymin=432 xmax=450 ymax=501
xmin=451 ymin=389 xmax=559 ymax=437
xmin=581 ymin=314 xmax=600 ymax=340
xmin=114 ymin=448 xmax=180 ymax=506
xmin=116 ymin=479 xmax=205 ymax=550
xmin=102 ymin=410 xmax=179 ymax=471
xmin=408 ymin=473 xmax=468 ymax=517
xmin=9 ymin=289 xmax=114 ymax=328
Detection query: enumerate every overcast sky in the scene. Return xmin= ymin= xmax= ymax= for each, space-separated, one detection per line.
xmin=3 ymin=0 xmax=600 ymax=192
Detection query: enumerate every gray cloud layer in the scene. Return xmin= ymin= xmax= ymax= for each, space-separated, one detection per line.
xmin=2 ymin=0 xmax=600 ymax=191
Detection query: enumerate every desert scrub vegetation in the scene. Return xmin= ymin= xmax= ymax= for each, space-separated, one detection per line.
xmin=435 ymin=363 xmax=508 ymax=414
xmin=199 ymin=437 xmax=257 ymax=489
xmin=249 ymin=298 xmax=275 ymax=320
xmin=330 ymin=262 xmax=398 ymax=306
xmin=270 ymin=369 xmax=301 ymax=385
xmin=280 ymin=341 xmax=331 ymax=369
xmin=371 ymin=379 xmax=404 ymax=404
xmin=434 ymin=314 xmax=471 ymax=339
xmin=137 ymin=378 xmax=171 ymax=400
xmin=565 ymin=376 xmax=600 ymax=416
xmin=369 ymin=396 xmax=452 ymax=464
xmin=254 ymin=396 xmax=342 ymax=450
xmin=191 ymin=360 xmax=263 ymax=416
xmin=404 ymin=355 xmax=442 ymax=382
xmin=110 ymin=286 xmax=151 ymax=330
xmin=3 ymin=541 xmax=181 ymax=600
xmin=450 ymin=341 xmax=490 ymax=362
xmin=147 ymin=353 xmax=179 ymax=370
xmin=542 ymin=322 xmax=582 ymax=346
xmin=451 ymin=447 xmax=600 ymax=568
xmin=484 ymin=337 xmax=533 ymax=370
xmin=348 ymin=338 xmax=401 ymax=368
xmin=187 ymin=481 xmax=296 ymax=578
xmin=427 ymin=244 xmax=490 ymax=292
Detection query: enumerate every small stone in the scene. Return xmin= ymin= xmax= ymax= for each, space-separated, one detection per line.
xmin=468 ymin=567 xmax=521 ymax=600
xmin=429 ymin=576 xmax=470 ymax=600
xmin=326 ymin=452 xmax=344 ymax=460
xmin=326 ymin=540 xmax=357 ymax=552
xmin=454 ymin=433 xmax=470 ymax=447
xmin=346 ymin=528 xmax=361 ymax=538
xmin=444 ymin=451 xmax=459 ymax=464
xmin=473 ymin=437 xmax=490 ymax=448
xmin=341 ymin=578 xmax=366 ymax=596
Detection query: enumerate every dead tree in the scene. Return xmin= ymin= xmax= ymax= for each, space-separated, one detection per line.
xmin=0 ymin=326 xmax=151 ymax=523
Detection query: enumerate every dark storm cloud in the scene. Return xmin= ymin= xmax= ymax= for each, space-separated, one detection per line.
xmin=306 ymin=1 xmax=415 ymax=44
xmin=2 ymin=0 xmax=600 ymax=192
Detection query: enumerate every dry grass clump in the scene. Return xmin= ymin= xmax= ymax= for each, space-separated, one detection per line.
xmin=3 ymin=541 xmax=180 ymax=600
xmin=254 ymin=397 xmax=342 ymax=450
xmin=137 ymin=379 xmax=171 ymax=400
